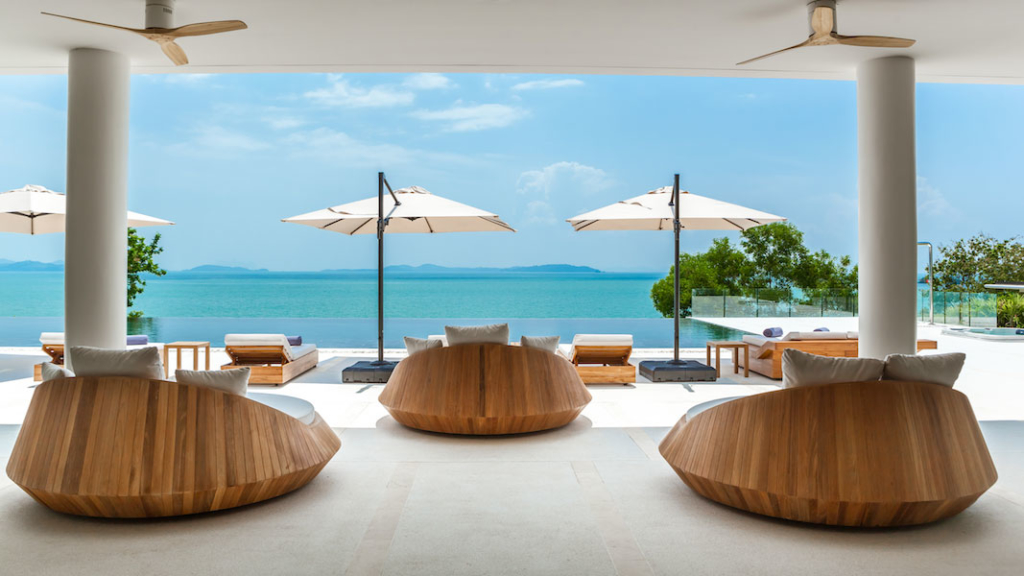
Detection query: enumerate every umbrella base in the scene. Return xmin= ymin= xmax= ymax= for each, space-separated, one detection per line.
xmin=639 ymin=360 xmax=717 ymax=383
xmin=343 ymin=360 xmax=398 ymax=384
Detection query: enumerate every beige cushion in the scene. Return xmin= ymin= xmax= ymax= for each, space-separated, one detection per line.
xmin=521 ymin=335 xmax=560 ymax=353
xmin=883 ymin=353 xmax=966 ymax=388
xmin=69 ymin=346 xmax=164 ymax=380
xmin=40 ymin=362 xmax=74 ymax=382
xmin=445 ymin=323 xmax=509 ymax=346
xmin=571 ymin=334 xmax=633 ymax=347
xmin=39 ymin=332 xmax=64 ymax=345
xmin=789 ymin=331 xmax=848 ymax=341
xmin=782 ymin=348 xmax=884 ymax=388
xmin=427 ymin=334 xmax=448 ymax=346
xmin=742 ymin=334 xmax=770 ymax=347
xmin=176 ymin=367 xmax=249 ymax=396
xmin=225 ymin=333 xmax=297 ymax=361
xmin=404 ymin=336 xmax=443 ymax=355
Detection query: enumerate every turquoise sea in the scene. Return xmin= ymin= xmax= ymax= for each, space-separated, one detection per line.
xmin=0 ymin=271 xmax=748 ymax=347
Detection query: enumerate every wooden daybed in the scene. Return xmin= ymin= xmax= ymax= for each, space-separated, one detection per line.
xmin=659 ymin=380 xmax=997 ymax=527
xmin=379 ymin=343 xmax=592 ymax=435
xmin=738 ymin=333 xmax=938 ymax=379
xmin=568 ymin=334 xmax=635 ymax=384
xmin=6 ymin=376 xmax=340 ymax=518
xmin=221 ymin=334 xmax=319 ymax=385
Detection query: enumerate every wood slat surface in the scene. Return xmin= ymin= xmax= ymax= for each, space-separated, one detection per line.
xmin=379 ymin=343 xmax=592 ymax=435
xmin=6 ymin=377 xmax=340 ymax=518
xmin=658 ymin=380 xmax=997 ymax=526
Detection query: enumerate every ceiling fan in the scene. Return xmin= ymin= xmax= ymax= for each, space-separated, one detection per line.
xmin=42 ymin=0 xmax=247 ymax=66
xmin=738 ymin=0 xmax=915 ymax=66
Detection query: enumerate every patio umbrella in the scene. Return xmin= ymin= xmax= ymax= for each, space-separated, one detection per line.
xmin=0 ymin=184 xmax=174 ymax=234
xmin=567 ymin=174 xmax=785 ymax=380
xmin=283 ymin=172 xmax=515 ymax=381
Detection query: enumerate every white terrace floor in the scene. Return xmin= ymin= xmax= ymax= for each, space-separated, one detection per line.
xmin=0 ymin=322 xmax=1022 ymax=575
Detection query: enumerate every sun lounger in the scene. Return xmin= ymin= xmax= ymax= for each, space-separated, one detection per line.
xmin=32 ymin=332 xmax=162 ymax=381
xmin=568 ymin=334 xmax=635 ymax=384
xmin=221 ymin=333 xmax=318 ymax=385
xmin=738 ymin=331 xmax=939 ymax=379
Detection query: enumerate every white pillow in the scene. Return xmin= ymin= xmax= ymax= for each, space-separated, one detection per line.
xmin=883 ymin=353 xmax=966 ymax=388
xmin=69 ymin=346 xmax=164 ymax=380
xmin=41 ymin=362 xmax=74 ymax=382
xmin=404 ymin=336 xmax=443 ymax=355
xmin=176 ymin=368 xmax=249 ymax=396
xmin=445 ymin=323 xmax=510 ymax=346
xmin=782 ymin=348 xmax=884 ymax=388
xmin=521 ymin=335 xmax=560 ymax=353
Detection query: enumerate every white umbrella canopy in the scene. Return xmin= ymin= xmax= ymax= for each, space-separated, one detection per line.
xmin=282 ymin=186 xmax=514 ymax=234
xmin=0 ymin=185 xmax=174 ymax=234
xmin=567 ymin=186 xmax=785 ymax=232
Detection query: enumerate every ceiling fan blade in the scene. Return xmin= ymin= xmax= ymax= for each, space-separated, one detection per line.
xmin=40 ymin=11 xmax=146 ymax=34
xmin=809 ymin=5 xmax=835 ymax=36
xmin=835 ymin=35 xmax=916 ymax=48
xmin=737 ymin=39 xmax=811 ymax=66
xmin=167 ymin=20 xmax=248 ymax=38
xmin=159 ymin=40 xmax=189 ymax=66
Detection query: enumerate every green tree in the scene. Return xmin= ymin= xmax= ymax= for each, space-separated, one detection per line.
xmin=127 ymin=228 xmax=166 ymax=319
xmin=740 ymin=222 xmax=808 ymax=293
xmin=932 ymin=234 xmax=1024 ymax=292
xmin=650 ymin=238 xmax=747 ymax=317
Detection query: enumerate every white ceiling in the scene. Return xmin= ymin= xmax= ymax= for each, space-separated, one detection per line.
xmin=2 ymin=0 xmax=1023 ymax=83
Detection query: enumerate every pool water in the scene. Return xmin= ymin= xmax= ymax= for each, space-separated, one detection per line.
xmin=942 ymin=327 xmax=1024 ymax=341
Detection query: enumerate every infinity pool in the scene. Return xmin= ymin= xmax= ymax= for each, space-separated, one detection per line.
xmin=942 ymin=327 xmax=1024 ymax=341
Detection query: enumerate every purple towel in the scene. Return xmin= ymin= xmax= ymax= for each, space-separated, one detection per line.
xmin=813 ymin=327 xmax=830 ymax=332
xmin=126 ymin=335 xmax=149 ymax=346
xmin=762 ymin=327 xmax=783 ymax=338
xmin=287 ymin=335 xmax=302 ymax=347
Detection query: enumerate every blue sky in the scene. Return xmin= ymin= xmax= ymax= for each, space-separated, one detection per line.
xmin=1 ymin=72 xmax=1022 ymax=273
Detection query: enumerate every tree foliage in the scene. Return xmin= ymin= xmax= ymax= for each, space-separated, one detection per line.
xmin=650 ymin=223 xmax=858 ymax=318
xmin=931 ymin=234 xmax=1024 ymax=292
xmin=127 ymin=228 xmax=166 ymax=319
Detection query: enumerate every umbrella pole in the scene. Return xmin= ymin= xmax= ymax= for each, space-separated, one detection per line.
xmin=376 ymin=171 xmax=385 ymax=364
xmin=672 ymin=173 xmax=681 ymax=363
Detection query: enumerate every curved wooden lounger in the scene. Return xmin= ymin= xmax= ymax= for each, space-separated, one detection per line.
xmin=6 ymin=377 xmax=340 ymax=518
xmin=379 ymin=343 xmax=592 ymax=435
xmin=659 ymin=380 xmax=998 ymax=527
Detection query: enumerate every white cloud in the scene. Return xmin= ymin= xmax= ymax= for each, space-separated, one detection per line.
xmin=917 ymin=176 xmax=954 ymax=217
xmin=412 ymin=103 xmax=528 ymax=132
xmin=525 ymin=200 xmax=557 ymax=224
xmin=194 ymin=126 xmax=269 ymax=151
xmin=305 ymin=75 xmax=415 ymax=108
xmin=511 ymin=79 xmax=584 ymax=91
xmin=403 ymin=73 xmax=452 ymax=90
xmin=153 ymin=73 xmax=213 ymax=85
xmin=263 ymin=115 xmax=306 ymax=130
xmin=516 ymin=162 xmax=612 ymax=224
xmin=285 ymin=127 xmax=469 ymax=167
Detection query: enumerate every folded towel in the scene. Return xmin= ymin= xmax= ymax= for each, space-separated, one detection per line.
xmin=813 ymin=327 xmax=830 ymax=332
xmin=763 ymin=327 xmax=783 ymax=338
xmin=287 ymin=335 xmax=302 ymax=347
xmin=126 ymin=335 xmax=149 ymax=346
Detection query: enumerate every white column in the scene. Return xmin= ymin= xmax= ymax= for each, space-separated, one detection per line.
xmin=857 ymin=56 xmax=917 ymax=359
xmin=64 ymin=49 xmax=130 ymax=365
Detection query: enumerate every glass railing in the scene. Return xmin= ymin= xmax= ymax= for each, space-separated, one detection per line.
xmin=692 ymin=288 xmax=858 ymax=318
xmin=919 ymin=289 xmax=997 ymax=327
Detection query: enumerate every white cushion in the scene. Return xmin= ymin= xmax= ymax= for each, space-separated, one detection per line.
xmin=225 ymin=334 xmax=296 ymax=361
xmin=445 ymin=323 xmax=510 ymax=346
xmin=521 ymin=335 xmax=560 ymax=353
xmin=571 ymin=334 xmax=633 ymax=347
xmin=883 ymin=353 xmax=966 ymax=388
xmin=404 ymin=336 xmax=443 ymax=355
xmin=781 ymin=348 xmax=884 ymax=388
xmin=846 ymin=331 xmax=859 ymax=339
xmin=742 ymin=335 xmax=770 ymax=347
xmin=290 ymin=343 xmax=317 ymax=359
xmin=176 ymin=367 xmax=249 ymax=396
xmin=39 ymin=332 xmax=64 ymax=345
xmin=789 ymin=331 xmax=848 ymax=341
xmin=686 ymin=396 xmax=743 ymax=422
xmin=69 ymin=346 xmax=164 ymax=380
xmin=41 ymin=362 xmax=74 ymax=382
xmin=427 ymin=335 xmax=448 ymax=346
xmin=248 ymin=392 xmax=315 ymax=425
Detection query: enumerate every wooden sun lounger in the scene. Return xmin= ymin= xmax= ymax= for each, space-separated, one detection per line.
xmin=570 ymin=337 xmax=635 ymax=384
xmin=222 ymin=344 xmax=319 ymax=385
xmin=739 ymin=338 xmax=939 ymax=380
xmin=32 ymin=343 xmax=65 ymax=381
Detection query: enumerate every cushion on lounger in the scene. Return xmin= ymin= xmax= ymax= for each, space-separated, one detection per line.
xmin=427 ymin=335 xmax=448 ymax=346
xmin=176 ymin=367 xmax=249 ymax=396
xmin=742 ymin=335 xmax=770 ymax=347
xmin=882 ymin=353 xmax=966 ymax=388
xmin=41 ymin=362 xmax=74 ymax=382
xmin=224 ymin=334 xmax=298 ymax=361
xmin=686 ymin=396 xmax=744 ymax=422
xmin=404 ymin=336 xmax=443 ymax=355
xmin=570 ymin=334 xmax=633 ymax=347
xmin=788 ymin=331 xmax=847 ymax=341
xmin=39 ymin=332 xmax=64 ymax=345
xmin=445 ymin=323 xmax=510 ymax=346
xmin=846 ymin=331 xmax=859 ymax=339
xmin=813 ymin=327 xmax=829 ymax=332
xmin=290 ymin=344 xmax=317 ymax=359
xmin=247 ymin=392 xmax=316 ymax=425
xmin=782 ymin=349 xmax=884 ymax=388
xmin=287 ymin=336 xmax=302 ymax=347
xmin=69 ymin=345 xmax=164 ymax=380
xmin=125 ymin=335 xmax=149 ymax=346
xmin=763 ymin=327 xmax=783 ymax=338
xmin=521 ymin=335 xmax=560 ymax=353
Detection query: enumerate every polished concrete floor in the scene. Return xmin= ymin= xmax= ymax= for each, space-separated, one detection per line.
xmin=1 ymin=350 xmax=1022 ymax=575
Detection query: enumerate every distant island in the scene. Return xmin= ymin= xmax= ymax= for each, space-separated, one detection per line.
xmin=185 ymin=265 xmax=271 ymax=273
xmin=0 ymin=260 xmax=603 ymax=274
xmin=0 ymin=259 xmax=63 ymax=272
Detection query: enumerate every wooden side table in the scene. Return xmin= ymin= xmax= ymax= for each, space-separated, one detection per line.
xmin=705 ymin=340 xmax=749 ymax=378
xmin=164 ymin=341 xmax=211 ymax=378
